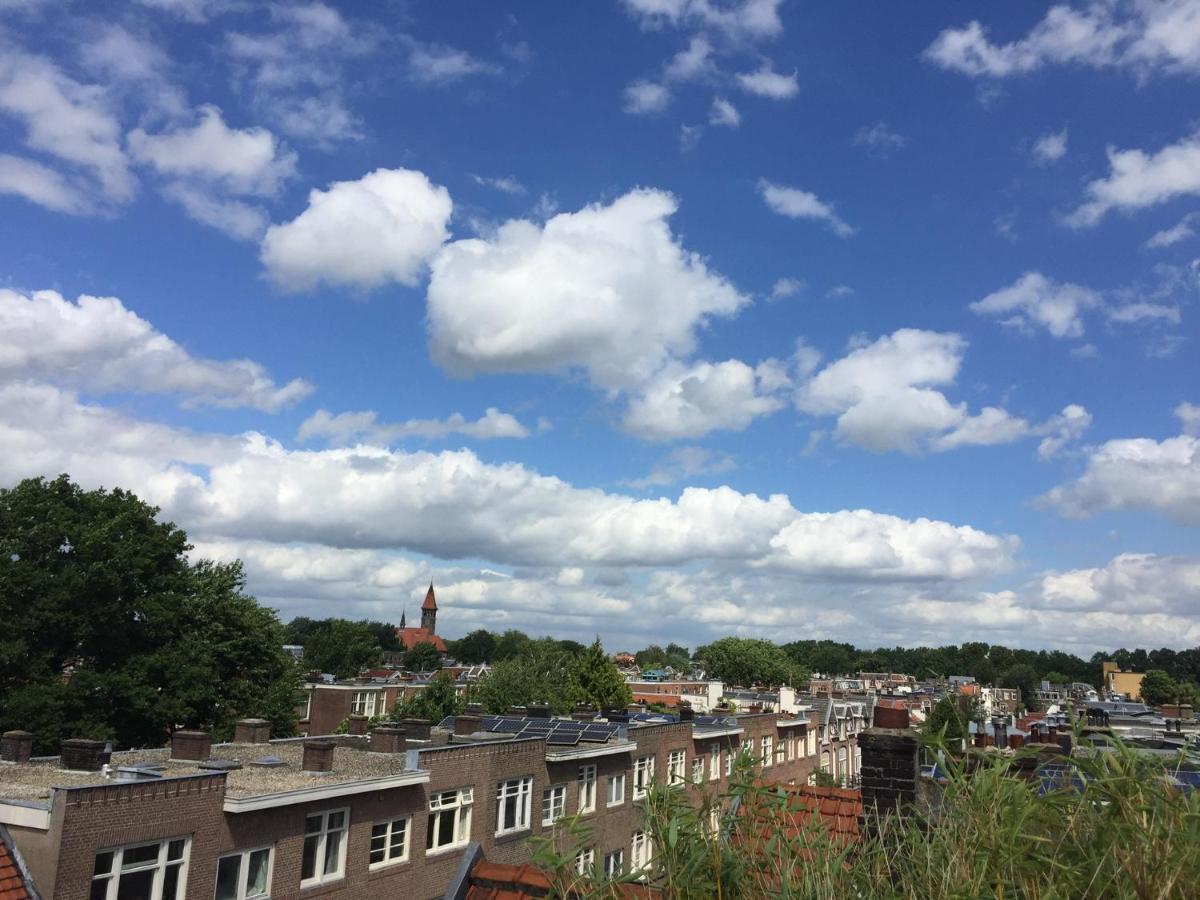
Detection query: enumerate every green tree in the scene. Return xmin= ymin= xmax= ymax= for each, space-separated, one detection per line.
xmin=404 ymin=640 xmax=443 ymax=672
xmin=473 ymin=641 xmax=576 ymax=714
xmin=302 ymin=619 xmax=381 ymax=679
xmin=697 ymin=637 xmax=804 ymax=687
xmin=493 ymin=629 xmax=532 ymax=661
xmin=390 ymin=671 xmax=462 ymax=722
xmin=924 ymin=695 xmax=969 ymax=744
xmin=451 ymin=629 xmax=497 ymax=663
xmin=1138 ymin=669 xmax=1179 ymax=706
xmin=1000 ymin=663 xmax=1040 ymax=711
xmin=0 ymin=475 xmax=297 ymax=752
xmin=569 ymin=638 xmax=632 ymax=710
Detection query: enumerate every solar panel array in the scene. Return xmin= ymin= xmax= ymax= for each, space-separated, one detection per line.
xmin=436 ymin=715 xmax=623 ymax=746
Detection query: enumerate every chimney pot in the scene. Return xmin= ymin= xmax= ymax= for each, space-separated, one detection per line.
xmin=233 ymin=719 xmax=271 ymax=744
xmin=302 ymin=740 xmax=336 ymax=773
xmin=678 ymin=704 xmax=694 ymax=722
xmin=170 ymin=730 xmax=212 ymax=761
xmin=872 ymin=701 xmax=910 ymax=729
xmin=60 ymin=738 xmax=107 ymax=772
xmin=1 ymin=730 xmax=34 ymax=764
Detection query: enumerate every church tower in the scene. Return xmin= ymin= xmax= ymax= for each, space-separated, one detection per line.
xmin=420 ymin=582 xmax=437 ymax=633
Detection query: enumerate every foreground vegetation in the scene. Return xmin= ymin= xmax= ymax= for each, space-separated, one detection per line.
xmin=534 ymin=737 xmax=1200 ymax=899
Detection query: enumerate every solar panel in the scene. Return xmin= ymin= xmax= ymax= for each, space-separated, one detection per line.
xmin=581 ymin=724 xmax=618 ymax=742
xmin=552 ymin=720 xmax=585 ymax=733
xmin=523 ymin=723 xmax=553 ymax=734
xmin=546 ymin=732 xmax=581 ymax=746
xmin=493 ymin=719 xmax=526 ymax=734
xmin=437 ymin=716 xmax=456 ymax=729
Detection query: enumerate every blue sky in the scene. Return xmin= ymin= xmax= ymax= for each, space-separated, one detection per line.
xmin=1 ymin=0 xmax=1197 ymax=653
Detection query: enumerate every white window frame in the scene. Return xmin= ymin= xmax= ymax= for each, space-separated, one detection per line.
xmin=709 ymin=745 xmax=720 ymax=780
xmin=575 ymin=847 xmax=596 ymax=876
xmin=351 ymin=690 xmax=377 ymax=717
xmin=577 ymin=764 xmax=597 ymax=814
xmin=631 ymin=830 xmax=653 ymax=873
xmin=761 ymin=735 xmax=772 ymax=767
xmin=668 ymin=749 xmax=686 ymax=785
xmin=496 ymin=776 xmax=533 ymax=836
xmin=708 ymin=805 xmax=721 ymax=835
xmin=301 ymin=808 xmax=348 ymax=888
xmin=542 ymin=783 xmax=567 ymax=826
xmin=369 ymin=816 xmax=411 ymax=870
xmin=724 ymin=750 xmax=733 ymax=777
xmin=301 ymin=691 xmax=312 ymax=721
xmin=633 ymin=755 xmax=655 ymax=800
xmin=603 ymin=849 xmax=624 ymax=877
xmin=427 ymin=787 xmax=474 ymax=854
xmin=807 ymin=730 xmax=816 ymax=756
xmin=92 ymin=837 xmax=190 ymax=900
xmin=215 ymin=846 xmax=273 ymax=900
xmin=692 ymin=755 xmax=705 ymax=783
xmin=606 ymin=773 xmax=625 ymax=807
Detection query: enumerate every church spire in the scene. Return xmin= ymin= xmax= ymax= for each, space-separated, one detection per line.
xmin=421 ymin=582 xmax=437 ymax=633
xmin=400 ymin=608 xmax=406 ymax=629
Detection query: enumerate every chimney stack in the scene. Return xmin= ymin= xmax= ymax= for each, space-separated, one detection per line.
xmin=60 ymin=738 xmax=107 ymax=772
xmin=454 ymin=714 xmax=482 ymax=737
xmin=302 ymin=740 xmax=335 ymax=773
xmin=1 ymin=730 xmax=33 ymax=763
xmin=858 ymin=722 xmax=919 ymax=819
xmin=400 ymin=718 xmax=431 ymax=740
xmin=170 ymin=730 xmax=211 ymax=761
xmin=233 ymin=719 xmax=271 ymax=744
xmin=678 ymin=704 xmax=694 ymax=722
xmin=370 ymin=726 xmax=407 ymax=754
xmin=347 ymin=715 xmax=369 ymax=736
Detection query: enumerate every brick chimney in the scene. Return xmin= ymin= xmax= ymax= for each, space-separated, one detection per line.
xmin=302 ymin=740 xmax=335 ymax=773
xmin=872 ymin=699 xmax=910 ymax=730
xmin=858 ymin=724 xmax=920 ymax=819
xmin=347 ymin=715 xmax=369 ymax=736
xmin=60 ymin=738 xmax=107 ymax=772
xmin=678 ymin=704 xmax=694 ymax=722
xmin=233 ymin=719 xmax=271 ymax=744
xmin=572 ymin=706 xmax=596 ymax=722
xmin=454 ymin=714 xmax=482 ymax=736
xmin=170 ymin=730 xmax=212 ymax=761
xmin=527 ymin=704 xmax=550 ymax=719
xmin=1 ymin=730 xmax=33 ymax=763
xmin=370 ymin=726 xmax=407 ymax=754
xmin=399 ymin=718 xmax=431 ymax=740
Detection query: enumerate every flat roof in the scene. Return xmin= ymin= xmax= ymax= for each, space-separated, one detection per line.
xmin=0 ymin=739 xmax=424 ymax=807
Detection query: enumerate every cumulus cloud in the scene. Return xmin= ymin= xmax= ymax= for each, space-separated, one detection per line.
xmin=470 ymin=174 xmax=526 ymax=196
xmin=0 ymin=381 xmax=1019 ymax=582
xmin=0 ymin=153 xmax=88 ymax=213
xmin=161 ymin=182 xmax=269 ymax=241
xmin=1177 ymin=401 xmax=1200 ymax=435
xmin=1146 ymin=211 xmax=1200 ymax=248
xmin=853 ymin=121 xmax=908 ymax=157
xmin=427 ymin=188 xmax=747 ymax=391
xmin=620 ymin=0 xmax=785 ymax=42
xmin=1031 ymin=127 xmax=1069 ymax=165
xmin=1037 ymin=553 xmax=1200 ymax=616
xmin=969 ymin=271 xmax=1100 ymax=339
xmin=261 ymin=167 xmax=453 ymax=291
xmin=623 ymin=80 xmax=672 ymax=114
xmin=735 ymin=62 xmax=799 ymax=98
xmin=664 ymin=35 xmax=715 ymax=81
xmin=770 ymin=276 xmax=805 ymax=299
xmin=758 ymin=179 xmax=855 ymax=237
xmin=405 ymin=38 xmax=501 ymax=84
xmin=297 ymin=407 xmax=532 ymax=444
xmin=1065 ymin=131 xmax=1200 ymax=228
xmin=1035 ymin=404 xmax=1093 ymax=459
xmin=621 ymin=358 xmax=790 ymax=440
xmin=0 ymin=289 xmax=312 ymax=411
xmin=925 ymin=2 xmax=1200 ymax=79
xmin=709 ymin=97 xmax=741 ymax=127
xmin=623 ymin=446 xmax=736 ymax=489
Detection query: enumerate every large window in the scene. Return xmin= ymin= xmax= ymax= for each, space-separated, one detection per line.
xmin=631 ymin=831 xmax=653 ymax=873
xmin=709 ymin=746 xmax=720 ymax=780
xmin=807 ymin=731 xmax=816 ymax=756
xmin=92 ymin=838 xmax=189 ymax=900
xmin=302 ymin=809 xmax=348 ymax=888
xmin=606 ymin=773 xmax=625 ymax=807
xmin=427 ymin=787 xmax=473 ymax=853
xmin=692 ymin=756 xmax=705 ymax=783
xmin=575 ymin=848 xmax=595 ymax=876
xmin=542 ymin=784 xmax=566 ymax=826
xmin=724 ymin=751 xmax=733 ymax=777
xmin=496 ymin=776 xmax=533 ymax=835
xmin=668 ymin=750 xmax=686 ymax=785
xmin=369 ymin=817 xmax=410 ymax=869
xmin=633 ymin=755 xmax=655 ymax=800
xmin=351 ymin=691 xmax=377 ymax=717
xmin=761 ymin=736 xmax=773 ymax=767
xmin=577 ymin=765 xmax=597 ymax=814
xmin=603 ymin=849 xmax=624 ymax=877
xmin=215 ymin=847 xmax=272 ymax=900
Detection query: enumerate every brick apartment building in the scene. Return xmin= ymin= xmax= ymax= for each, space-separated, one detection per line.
xmin=0 ymin=706 xmax=823 ymax=899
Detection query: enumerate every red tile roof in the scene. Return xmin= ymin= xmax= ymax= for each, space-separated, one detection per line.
xmin=395 ymin=626 xmax=446 ymax=652
xmin=422 ymin=582 xmax=438 ymax=611
xmin=742 ymin=783 xmax=864 ymax=849
xmin=0 ymin=829 xmax=34 ymax=900
xmin=466 ymin=861 xmax=551 ymax=899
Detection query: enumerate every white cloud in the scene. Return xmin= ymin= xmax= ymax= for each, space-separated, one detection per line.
xmin=160 ymin=182 xmax=269 ymax=241
xmin=1042 ymin=427 xmax=1200 ymax=525
xmin=931 ymin=407 xmax=1032 ymax=452
xmin=969 ymin=271 xmax=1100 ymax=339
xmin=925 ymin=2 xmax=1200 ymax=78
xmin=0 ymin=289 xmax=312 ymax=411
xmin=623 ymin=446 xmax=736 ymax=489
xmin=827 ymin=284 xmax=854 ymax=299
xmin=129 ymin=105 xmax=296 ymax=195
xmin=1037 ymin=553 xmax=1200 ymax=616
xmin=1066 ymin=131 xmax=1200 ymax=228
xmin=470 ymin=174 xmax=526 ymax=196
xmin=770 ymin=276 xmax=805 ymax=299
xmin=1035 ymin=404 xmax=1093 ymax=459
xmin=1146 ymin=211 xmax=1200 ymax=248
xmin=853 ymin=121 xmax=908 ymax=157
xmin=426 ymin=188 xmax=747 ymax=391
xmin=735 ymin=62 xmax=799 ymax=98
xmin=137 ymin=0 xmax=225 ymax=22
xmin=623 ymin=80 xmax=672 ymax=115
xmin=0 ymin=381 xmax=1019 ymax=582
xmin=297 ymin=407 xmax=532 ymax=445
xmin=709 ymin=97 xmax=741 ymax=127
xmin=405 ymin=39 xmax=501 ymax=84
xmin=1106 ymin=301 xmax=1181 ymax=325
xmin=665 ymin=35 xmax=714 ymax=80
xmin=1177 ymin=401 xmax=1200 ymax=435
xmin=622 ymin=358 xmax=789 ymax=440
xmin=1032 ymin=127 xmax=1069 ymax=165
xmin=0 ymin=153 xmax=87 ymax=213
xmin=758 ymin=179 xmax=855 ymax=237
xmin=621 ymin=0 xmax=785 ymax=42
xmin=261 ymin=167 xmax=453 ymax=292
xmin=0 ymin=50 xmax=134 ymax=202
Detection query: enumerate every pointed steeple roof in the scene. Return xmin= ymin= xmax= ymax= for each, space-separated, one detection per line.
xmin=400 ymin=609 xmax=406 ymax=629
xmin=422 ymin=581 xmax=437 ymax=611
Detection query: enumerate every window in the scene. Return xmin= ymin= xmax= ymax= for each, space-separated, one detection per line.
xmin=692 ymin=756 xmax=705 ymax=783
xmin=574 ymin=848 xmax=595 ymax=876
xmin=633 ymin=755 xmax=655 ymax=800
xmin=631 ymin=831 xmax=652 ymax=873
xmin=603 ymin=849 xmax=624 ymax=877
xmin=708 ymin=805 xmax=721 ymax=835
xmin=496 ymin=776 xmax=533 ymax=835
xmin=741 ymin=738 xmax=752 ymax=758
xmin=427 ymin=787 xmax=473 ymax=853
xmin=807 ymin=731 xmax=816 ymax=756
xmin=724 ymin=750 xmax=733 ymax=777
xmin=542 ymin=784 xmax=566 ymax=826
xmin=92 ymin=838 xmax=189 ymax=900
xmin=606 ymin=773 xmax=625 ymax=807
xmin=709 ymin=746 xmax=720 ymax=780
xmin=776 ymin=739 xmax=787 ymax=765
xmin=301 ymin=809 xmax=348 ymax=887
xmin=577 ymin=765 xmax=597 ymax=814
xmin=351 ymin=691 xmax=377 ymax=717
xmin=215 ymin=847 xmax=272 ymax=900
xmin=761 ymin=736 xmax=772 ymax=767
xmin=369 ymin=817 xmax=410 ymax=869
xmin=301 ymin=691 xmax=312 ymax=721
xmin=667 ymin=750 xmax=685 ymax=785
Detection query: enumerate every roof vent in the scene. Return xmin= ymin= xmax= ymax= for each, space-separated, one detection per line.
xmin=199 ymin=759 xmax=243 ymax=771
xmin=114 ymin=765 xmax=165 ymax=781
xmin=250 ymin=756 xmax=287 ymax=768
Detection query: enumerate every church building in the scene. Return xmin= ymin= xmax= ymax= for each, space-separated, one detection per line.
xmin=396 ymin=581 xmax=447 ymax=652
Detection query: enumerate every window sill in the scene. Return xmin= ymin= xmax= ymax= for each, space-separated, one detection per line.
xmin=300 ymin=876 xmax=346 ymax=896
xmin=368 ymin=859 xmax=410 ymax=876
xmin=494 ymin=828 xmax=532 ymax=846
xmin=424 ymin=843 xmax=469 ymax=859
